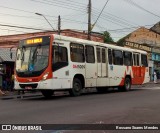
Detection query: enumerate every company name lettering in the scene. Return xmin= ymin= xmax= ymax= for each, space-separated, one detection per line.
xmin=73 ymin=65 xmax=85 ymax=69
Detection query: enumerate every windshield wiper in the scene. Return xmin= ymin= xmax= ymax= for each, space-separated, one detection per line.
xmin=32 ymin=45 xmax=41 ymax=62
xmin=20 ymin=46 xmax=25 ymax=61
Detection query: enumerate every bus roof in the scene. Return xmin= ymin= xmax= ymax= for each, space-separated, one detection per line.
xmin=53 ymin=34 xmax=147 ymax=54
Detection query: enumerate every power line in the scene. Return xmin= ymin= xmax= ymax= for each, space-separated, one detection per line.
xmin=0 ymin=23 xmax=52 ymax=31
xmin=0 ymin=28 xmax=29 ymax=34
xmin=92 ymin=10 xmax=136 ymax=27
xmin=31 ymin=0 xmax=86 ymax=12
xmin=124 ymin=0 xmax=160 ymax=18
xmin=92 ymin=0 xmax=110 ymax=30
xmin=102 ymin=24 xmax=154 ymax=32
xmin=41 ymin=0 xmax=87 ymax=9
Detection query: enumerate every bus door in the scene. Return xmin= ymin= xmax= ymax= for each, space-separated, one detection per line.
xmin=96 ymin=47 xmax=109 ymax=86
xmin=96 ymin=47 xmax=102 ymax=77
xmin=96 ymin=47 xmax=108 ymax=77
xmin=85 ymin=45 xmax=97 ymax=87
xmin=133 ymin=53 xmax=141 ymax=84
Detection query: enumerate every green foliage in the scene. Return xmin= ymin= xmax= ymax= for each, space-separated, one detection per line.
xmin=103 ymin=31 xmax=114 ymax=44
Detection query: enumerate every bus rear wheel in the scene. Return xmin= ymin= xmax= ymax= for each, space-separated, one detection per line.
xmin=69 ymin=78 xmax=82 ymax=96
xmin=119 ymin=77 xmax=131 ymax=91
xmin=41 ymin=90 xmax=54 ymax=98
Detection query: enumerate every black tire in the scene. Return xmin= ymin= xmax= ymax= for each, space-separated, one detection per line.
xmin=119 ymin=77 xmax=131 ymax=91
xmin=69 ymin=78 xmax=82 ymax=96
xmin=41 ymin=90 xmax=54 ymax=98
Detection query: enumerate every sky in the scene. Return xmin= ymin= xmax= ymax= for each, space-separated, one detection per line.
xmin=0 ymin=0 xmax=159 ymax=42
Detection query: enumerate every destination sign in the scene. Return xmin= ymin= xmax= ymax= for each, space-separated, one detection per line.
xmin=25 ymin=38 xmax=43 ymax=45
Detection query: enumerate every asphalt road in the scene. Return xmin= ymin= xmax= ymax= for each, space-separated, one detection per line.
xmin=0 ymin=84 xmax=160 ymax=133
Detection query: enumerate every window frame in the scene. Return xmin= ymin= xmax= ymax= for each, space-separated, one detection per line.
xmin=112 ymin=49 xmax=123 ymax=65
xmin=123 ymin=51 xmax=133 ymax=66
xmin=85 ymin=45 xmax=95 ymax=63
xmin=70 ymin=43 xmax=85 ymax=63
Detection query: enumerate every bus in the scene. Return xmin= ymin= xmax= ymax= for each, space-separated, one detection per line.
xmin=14 ymin=34 xmax=150 ymax=98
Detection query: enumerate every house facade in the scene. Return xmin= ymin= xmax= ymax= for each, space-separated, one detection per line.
xmin=118 ymin=26 xmax=160 ymax=81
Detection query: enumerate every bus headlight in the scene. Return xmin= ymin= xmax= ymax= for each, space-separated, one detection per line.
xmin=42 ymin=72 xmax=49 ymax=80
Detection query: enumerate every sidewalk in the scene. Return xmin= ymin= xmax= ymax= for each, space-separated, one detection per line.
xmin=0 ymin=90 xmax=42 ymax=100
xmin=133 ymin=79 xmax=160 ymax=88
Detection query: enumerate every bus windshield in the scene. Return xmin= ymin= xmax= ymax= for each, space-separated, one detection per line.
xmin=16 ymin=36 xmax=50 ymax=77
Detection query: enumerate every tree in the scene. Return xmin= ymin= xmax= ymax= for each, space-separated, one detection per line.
xmin=103 ymin=31 xmax=114 ymax=44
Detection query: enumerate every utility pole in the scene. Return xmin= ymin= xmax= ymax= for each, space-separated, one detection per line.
xmin=88 ymin=0 xmax=91 ymax=40
xmin=58 ymin=15 xmax=61 ymax=35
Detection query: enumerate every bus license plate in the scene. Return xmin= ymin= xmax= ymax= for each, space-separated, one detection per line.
xmin=25 ymin=86 xmax=32 ymax=90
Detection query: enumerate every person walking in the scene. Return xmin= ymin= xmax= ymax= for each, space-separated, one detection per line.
xmin=154 ymin=70 xmax=157 ymax=84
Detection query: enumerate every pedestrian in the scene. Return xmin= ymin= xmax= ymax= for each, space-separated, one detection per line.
xmin=11 ymin=74 xmax=14 ymax=91
xmin=154 ymin=70 xmax=157 ymax=84
xmin=2 ymin=77 xmax=7 ymax=91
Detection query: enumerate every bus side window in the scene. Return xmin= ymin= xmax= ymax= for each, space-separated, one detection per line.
xmin=52 ymin=45 xmax=68 ymax=72
xmin=133 ymin=54 xmax=136 ymax=66
xmin=108 ymin=49 xmax=112 ymax=64
xmin=102 ymin=48 xmax=106 ymax=63
xmin=112 ymin=50 xmax=123 ymax=65
xmin=85 ymin=45 xmax=95 ymax=63
xmin=96 ymin=48 xmax=101 ymax=63
xmin=133 ymin=53 xmax=140 ymax=66
xmin=141 ymin=54 xmax=148 ymax=67
xmin=137 ymin=54 xmax=140 ymax=66
xmin=124 ymin=51 xmax=132 ymax=66
xmin=70 ymin=43 xmax=84 ymax=62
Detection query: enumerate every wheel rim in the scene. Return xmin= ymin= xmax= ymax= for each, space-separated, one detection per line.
xmin=125 ymin=79 xmax=130 ymax=90
xmin=74 ymin=82 xmax=81 ymax=92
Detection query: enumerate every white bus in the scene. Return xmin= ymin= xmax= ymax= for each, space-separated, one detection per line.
xmin=14 ymin=34 xmax=150 ymax=98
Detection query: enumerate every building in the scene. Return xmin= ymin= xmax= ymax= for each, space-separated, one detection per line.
xmin=150 ymin=22 xmax=160 ymax=34
xmin=117 ymin=26 xmax=160 ymax=81
xmin=125 ymin=27 xmax=160 ymax=46
xmin=0 ymin=29 xmax=104 ymax=48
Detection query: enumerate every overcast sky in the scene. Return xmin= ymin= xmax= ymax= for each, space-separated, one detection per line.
xmin=0 ymin=0 xmax=159 ymax=41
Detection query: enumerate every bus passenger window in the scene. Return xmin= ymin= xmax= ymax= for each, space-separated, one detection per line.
xmin=108 ymin=49 xmax=112 ymax=64
xmin=52 ymin=45 xmax=68 ymax=71
xmin=141 ymin=54 xmax=148 ymax=67
xmin=124 ymin=51 xmax=132 ymax=66
xmin=113 ymin=50 xmax=123 ymax=65
xmin=70 ymin=43 xmax=84 ymax=62
xmin=96 ymin=48 xmax=101 ymax=63
xmin=86 ymin=45 xmax=95 ymax=63
xmin=137 ymin=54 xmax=140 ymax=66
xmin=133 ymin=54 xmax=136 ymax=66
xmin=102 ymin=48 xmax=106 ymax=63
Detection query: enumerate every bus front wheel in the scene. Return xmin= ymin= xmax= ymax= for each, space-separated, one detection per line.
xmin=69 ymin=78 xmax=82 ymax=96
xmin=41 ymin=90 xmax=54 ymax=98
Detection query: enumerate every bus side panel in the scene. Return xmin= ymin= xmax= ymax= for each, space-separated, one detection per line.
xmin=132 ymin=67 xmax=150 ymax=85
xmin=70 ymin=62 xmax=86 ymax=88
xmin=109 ymin=65 xmax=126 ymax=86
xmin=85 ymin=62 xmax=97 ymax=88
